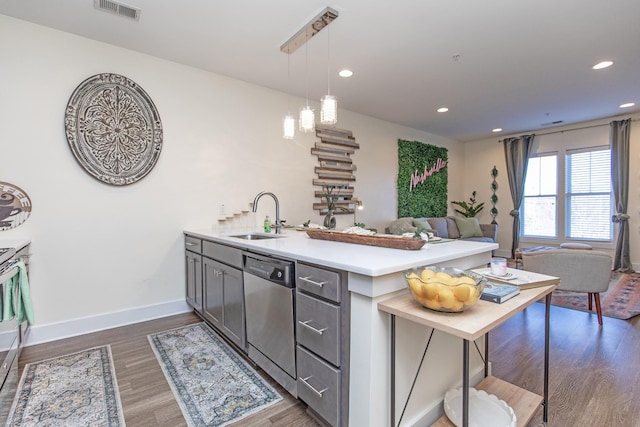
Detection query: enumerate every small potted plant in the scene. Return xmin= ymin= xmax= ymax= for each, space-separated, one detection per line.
xmin=451 ymin=191 xmax=484 ymax=218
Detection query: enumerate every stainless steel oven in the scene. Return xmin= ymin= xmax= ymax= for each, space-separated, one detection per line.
xmin=0 ymin=252 xmax=20 ymax=424
xmin=243 ymin=252 xmax=297 ymax=396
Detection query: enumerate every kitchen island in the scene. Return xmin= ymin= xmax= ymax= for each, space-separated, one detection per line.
xmin=183 ymin=228 xmax=498 ymax=426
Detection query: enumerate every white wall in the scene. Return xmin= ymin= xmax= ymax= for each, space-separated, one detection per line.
xmin=463 ymin=114 xmax=640 ymax=267
xmin=0 ymin=15 xmax=464 ymax=341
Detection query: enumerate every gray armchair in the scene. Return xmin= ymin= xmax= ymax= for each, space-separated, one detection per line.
xmin=522 ymin=249 xmax=612 ymax=325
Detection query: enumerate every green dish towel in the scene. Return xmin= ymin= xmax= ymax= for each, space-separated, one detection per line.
xmin=2 ymin=261 xmax=34 ymax=325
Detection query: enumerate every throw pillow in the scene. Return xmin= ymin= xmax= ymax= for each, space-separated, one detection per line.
xmin=389 ymin=217 xmax=417 ymax=235
xmin=427 ymin=218 xmax=449 ymax=238
xmin=413 ymin=218 xmax=432 ymax=233
xmin=454 ymin=217 xmax=483 ymax=238
xmin=446 ymin=217 xmax=461 ymax=239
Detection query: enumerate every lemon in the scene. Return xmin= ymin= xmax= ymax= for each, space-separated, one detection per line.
xmin=435 ymin=271 xmax=453 ymax=284
xmin=456 ymin=276 xmax=476 ymax=287
xmin=424 ymin=298 xmax=442 ymax=310
xmin=438 ymin=286 xmax=456 ymax=308
xmin=453 ymin=284 xmax=472 ymax=302
xmin=423 ymin=282 xmax=439 ymax=300
xmin=420 ymin=268 xmax=435 ymax=281
xmin=407 ymin=277 xmax=423 ymax=297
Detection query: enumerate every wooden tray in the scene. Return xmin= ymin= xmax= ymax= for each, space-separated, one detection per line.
xmin=305 ymin=229 xmax=426 ymax=250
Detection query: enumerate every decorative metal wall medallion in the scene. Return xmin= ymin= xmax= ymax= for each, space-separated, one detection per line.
xmin=64 ymin=73 xmax=163 ymax=185
xmin=0 ymin=181 xmax=32 ymax=231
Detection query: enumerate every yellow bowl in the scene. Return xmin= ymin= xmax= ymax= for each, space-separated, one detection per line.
xmin=404 ymin=266 xmax=486 ymax=312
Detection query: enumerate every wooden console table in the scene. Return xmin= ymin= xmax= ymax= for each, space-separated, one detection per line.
xmin=378 ymin=275 xmax=558 ymax=427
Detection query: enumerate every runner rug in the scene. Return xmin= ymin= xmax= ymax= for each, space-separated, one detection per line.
xmin=546 ymin=271 xmax=640 ymax=320
xmin=148 ymin=323 xmax=281 ymax=427
xmin=5 ymin=345 xmax=125 ymax=427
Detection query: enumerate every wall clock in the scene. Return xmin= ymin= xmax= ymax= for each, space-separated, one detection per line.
xmin=64 ymin=73 xmax=163 ymax=185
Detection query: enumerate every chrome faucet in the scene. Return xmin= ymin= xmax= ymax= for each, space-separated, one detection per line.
xmin=252 ymin=191 xmax=282 ymax=233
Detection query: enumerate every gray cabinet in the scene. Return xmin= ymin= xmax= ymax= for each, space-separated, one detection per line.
xmin=185 ymin=250 xmax=203 ymax=312
xmin=184 ymin=234 xmax=246 ymax=352
xmin=296 ymin=262 xmax=350 ymax=427
xmin=202 ymin=243 xmax=246 ymax=352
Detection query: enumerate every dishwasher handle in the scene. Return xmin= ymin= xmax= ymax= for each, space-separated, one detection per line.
xmin=243 ymin=252 xmax=294 ymax=287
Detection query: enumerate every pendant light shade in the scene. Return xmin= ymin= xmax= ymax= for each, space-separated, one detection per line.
xmin=320 ymin=23 xmax=338 ymax=125
xmin=321 ymin=94 xmax=337 ymax=125
xmin=283 ymin=114 xmax=295 ymax=139
xmin=299 ymin=106 xmax=315 ymax=132
xmin=299 ymin=28 xmax=315 ymax=133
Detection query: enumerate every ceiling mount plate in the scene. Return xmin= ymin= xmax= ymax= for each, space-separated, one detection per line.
xmin=281 ymin=7 xmax=339 ymax=54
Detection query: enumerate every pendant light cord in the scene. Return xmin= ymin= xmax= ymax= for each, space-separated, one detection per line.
xmin=287 ymin=52 xmax=291 ymax=114
xmin=327 ymin=24 xmax=331 ymax=96
xmin=305 ymin=29 xmax=310 ymax=105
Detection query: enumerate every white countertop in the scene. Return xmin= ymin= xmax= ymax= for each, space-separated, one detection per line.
xmin=183 ymin=228 xmax=498 ymax=277
xmin=0 ymin=237 xmax=31 ymax=251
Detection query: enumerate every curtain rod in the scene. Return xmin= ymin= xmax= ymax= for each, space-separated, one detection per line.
xmin=498 ymin=117 xmax=638 ymax=142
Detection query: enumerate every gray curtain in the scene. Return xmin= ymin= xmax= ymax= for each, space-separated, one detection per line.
xmin=503 ymin=135 xmax=534 ymax=259
xmin=610 ymin=119 xmax=633 ymax=272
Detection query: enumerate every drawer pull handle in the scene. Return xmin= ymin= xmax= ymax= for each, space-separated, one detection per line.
xmin=186 ymin=242 xmax=197 ymax=246
xmin=299 ymin=276 xmax=326 ymax=288
xmin=298 ymin=320 xmax=327 ymax=335
xmin=299 ymin=376 xmax=328 ymax=397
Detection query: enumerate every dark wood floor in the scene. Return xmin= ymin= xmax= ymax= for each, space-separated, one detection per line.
xmin=18 ymin=312 xmax=320 ymax=427
xmin=19 ymin=304 xmax=640 ymax=426
xmin=490 ymin=302 xmax=640 ymax=427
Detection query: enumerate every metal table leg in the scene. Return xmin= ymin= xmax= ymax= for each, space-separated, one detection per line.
xmin=544 ymin=293 xmax=551 ymax=422
xmin=484 ymin=332 xmax=489 ymax=377
xmin=463 ymin=339 xmax=469 ymax=427
xmin=390 ymin=314 xmax=395 ymax=427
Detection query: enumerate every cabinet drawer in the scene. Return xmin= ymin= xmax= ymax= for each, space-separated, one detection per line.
xmin=184 ymin=235 xmax=202 ymax=253
xmin=296 ymin=292 xmax=340 ymax=366
xmin=297 ymin=263 xmax=341 ymax=303
xmin=297 ymin=345 xmax=340 ymax=427
xmin=202 ymin=241 xmax=243 ymax=269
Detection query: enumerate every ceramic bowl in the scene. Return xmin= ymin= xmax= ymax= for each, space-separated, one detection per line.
xmin=404 ymin=266 xmax=486 ymax=312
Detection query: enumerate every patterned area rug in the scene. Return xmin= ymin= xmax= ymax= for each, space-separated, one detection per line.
xmin=546 ymin=271 xmax=640 ymax=320
xmin=6 ymin=345 xmax=125 ymax=426
xmin=148 ymin=323 xmax=281 ymax=427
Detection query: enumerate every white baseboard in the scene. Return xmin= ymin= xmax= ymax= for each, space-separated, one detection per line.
xmin=24 ymin=299 xmax=193 ymax=346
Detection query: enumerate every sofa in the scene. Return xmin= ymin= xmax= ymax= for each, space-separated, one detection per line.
xmin=386 ymin=216 xmax=497 ymax=243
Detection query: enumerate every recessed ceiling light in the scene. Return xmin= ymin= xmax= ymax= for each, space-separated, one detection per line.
xmin=437 ymin=107 xmax=449 ymax=113
xmin=592 ymin=61 xmax=613 ymax=70
xmin=492 ymin=128 xmax=503 ymax=133
xmin=338 ymin=69 xmax=353 ymax=78
xmin=620 ymin=102 xmax=635 ymax=108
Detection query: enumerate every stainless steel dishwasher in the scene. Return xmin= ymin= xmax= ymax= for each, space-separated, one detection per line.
xmin=243 ymin=252 xmax=297 ymax=396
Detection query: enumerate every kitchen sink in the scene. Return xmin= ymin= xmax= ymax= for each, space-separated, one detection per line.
xmin=227 ymin=233 xmax=284 ymax=240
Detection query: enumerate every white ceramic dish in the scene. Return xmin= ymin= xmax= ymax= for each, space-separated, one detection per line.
xmin=443 ymin=387 xmax=516 ymax=427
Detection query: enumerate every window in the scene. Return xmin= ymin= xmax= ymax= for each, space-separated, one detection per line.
xmin=565 ymin=147 xmax=612 ymax=241
xmin=521 ymin=145 xmax=613 ymax=243
xmin=522 ymin=154 xmax=558 ymax=238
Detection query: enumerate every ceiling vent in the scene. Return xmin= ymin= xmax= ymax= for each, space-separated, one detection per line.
xmin=94 ymin=0 xmax=141 ymax=21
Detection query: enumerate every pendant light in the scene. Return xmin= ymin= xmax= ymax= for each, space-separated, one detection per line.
xmin=299 ymin=29 xmax=315 ymax=133
xmin=280 ymin=8 xmax=338 ymax=134
xmin=320 ymin=24 xmax=337 ymax=125
xmin=283 ymin=51 xmax=295 ymax=139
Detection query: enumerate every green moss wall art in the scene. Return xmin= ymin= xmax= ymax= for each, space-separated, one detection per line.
xmin=397 ymin=139 xmax=448 ymax=218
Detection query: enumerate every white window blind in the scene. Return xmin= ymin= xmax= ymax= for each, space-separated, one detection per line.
xmin=565 ymin=147 xmax=612 ymax=240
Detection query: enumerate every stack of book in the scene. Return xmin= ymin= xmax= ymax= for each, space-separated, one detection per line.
xmin=480 ymin=281 xmax=520 ymax=303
